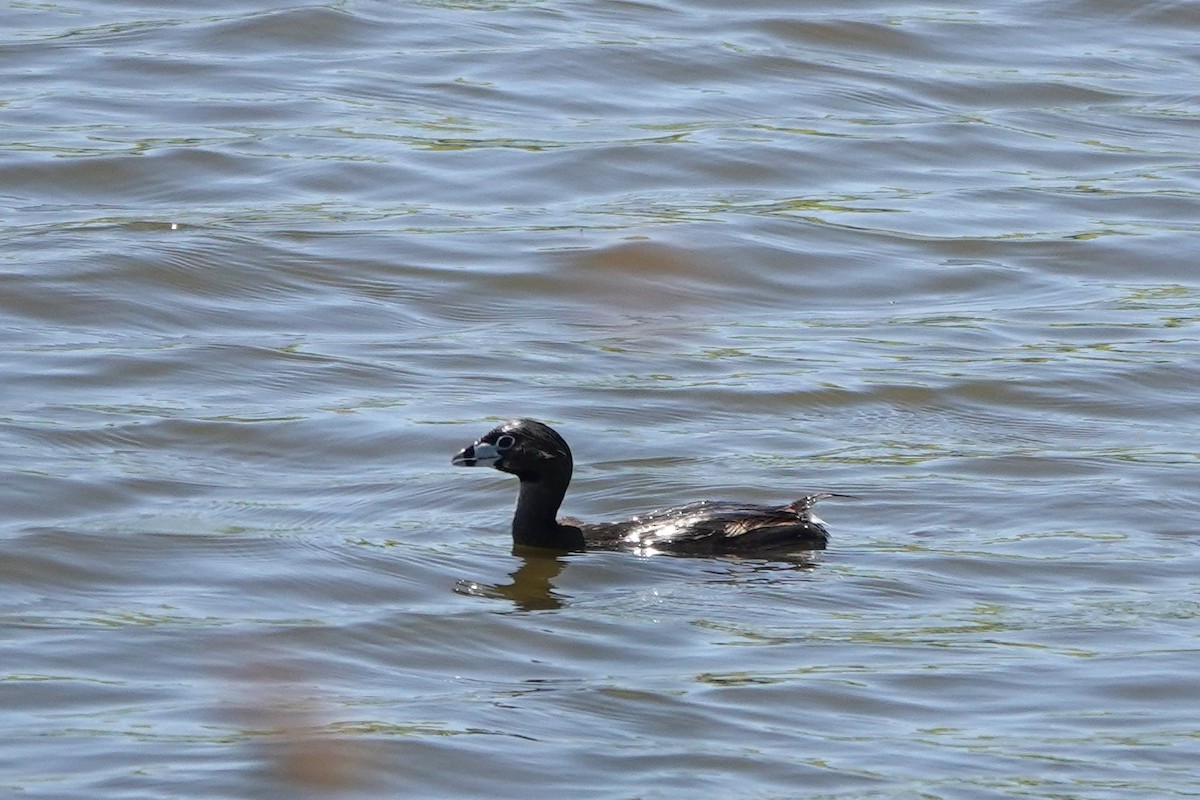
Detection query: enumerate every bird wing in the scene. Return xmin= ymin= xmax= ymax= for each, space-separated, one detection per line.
xmin=576 ymin=496 xmax=830 ymax=554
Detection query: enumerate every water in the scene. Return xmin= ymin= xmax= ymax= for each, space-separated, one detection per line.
xmin=2 ymin=1 xmax=1199 ymax=797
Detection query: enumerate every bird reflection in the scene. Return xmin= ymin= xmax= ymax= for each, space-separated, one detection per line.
xmin=455 ymin=549 xmax=569 ymax=611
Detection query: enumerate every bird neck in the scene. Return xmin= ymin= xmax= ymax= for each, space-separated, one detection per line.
xmin=512 ymin=473 xmax=584 ymax=551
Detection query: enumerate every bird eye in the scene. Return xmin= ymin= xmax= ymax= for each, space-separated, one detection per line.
xmin=495 ymin=434 xmax=516 ymax=450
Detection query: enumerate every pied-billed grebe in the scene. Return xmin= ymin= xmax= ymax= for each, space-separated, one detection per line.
xmin=451 ymin=418 xmax=834 ymax=554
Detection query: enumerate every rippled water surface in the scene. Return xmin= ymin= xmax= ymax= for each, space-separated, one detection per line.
xmin=3 ymin=1 xmax=1199 ymax=797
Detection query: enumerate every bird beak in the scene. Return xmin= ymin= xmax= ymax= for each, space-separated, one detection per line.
xmin=452 ymin=440 xmax=501 ymax=467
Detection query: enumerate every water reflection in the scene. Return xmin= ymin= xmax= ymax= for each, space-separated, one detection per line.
xmin=455 ymin=551 xmax=569 ymax=611
xmin=455 ymin=547 xmax=828 ymax=612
